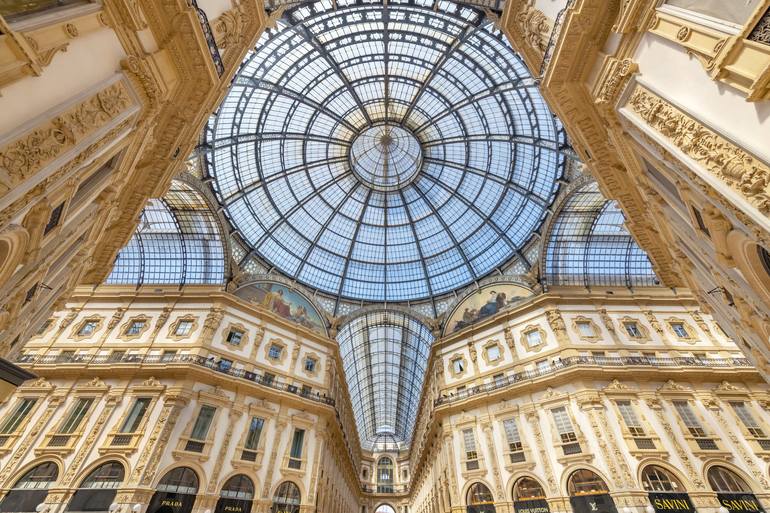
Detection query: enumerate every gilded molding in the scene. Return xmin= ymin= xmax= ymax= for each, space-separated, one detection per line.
xmin=626 ymin=85 xmax=770 ymax=214
xmin=0 ymin=79 xmax=132 ymax=199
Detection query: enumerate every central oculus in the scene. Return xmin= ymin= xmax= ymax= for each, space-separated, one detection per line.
xmin=349 ymin=124 xmax=422 ymax=192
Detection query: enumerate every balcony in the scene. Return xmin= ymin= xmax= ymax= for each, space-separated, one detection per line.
xmin=435 ymin=355 xmax=753 ymax=406
xmin=16 ymin=352 xmax=335 ymax=407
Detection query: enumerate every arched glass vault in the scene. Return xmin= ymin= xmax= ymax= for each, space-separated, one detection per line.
xmin=544 ymin=182 xmax=658 ymax=288
xmin=202 ymin=0 xmax=568 ymax=304
xmin=107 ymin=181 xmax=225 ymax=287
xmin=336 ymin=310 xmax=434 ymax=451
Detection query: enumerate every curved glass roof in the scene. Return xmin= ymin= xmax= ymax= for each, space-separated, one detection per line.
xmin=544 ymin=182 xmax=658 ymax=288
xmin=336 ymin=310 xmax=433 ymax=451
xmin=107 ymin=181 xmax=225 ymax=286
xmin=203 ymin=0 xmax=566 ymax=303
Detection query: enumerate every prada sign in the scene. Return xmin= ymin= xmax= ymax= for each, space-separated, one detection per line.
xmin=570 ymin=494 xmax=619 ymax=513
xmin=718 ymin=493 xmax=765 ymax=513
xmin=215 ymin=498 xmax=253 ymax=513
xmin=147 ymin=491 xmax=197 ymax=513
xmin=515 ymin=498 xmax=550 ymax=513
xmin=648 ymin=493 xmax=696 ymax=513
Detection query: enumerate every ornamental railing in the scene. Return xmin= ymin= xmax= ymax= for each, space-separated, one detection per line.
xmin=189 ymin=0 xmax=224 ymax=76
xmin=435 ymin=355 xmax=753 ymax=406
xmin=17 ymin=352 xmax=335 ymax=406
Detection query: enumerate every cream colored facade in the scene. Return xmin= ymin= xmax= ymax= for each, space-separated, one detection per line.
xmin=0 ymin=0 xmax=266 ymax=362
xmin=500 ymin=0 xmax=770 ymax=379
xmin=1 ymin=287 xmax=769 ymax=513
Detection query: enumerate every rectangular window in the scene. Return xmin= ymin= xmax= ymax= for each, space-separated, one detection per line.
xmin=452 ymin=358 xmax=464 ymax=373
xmin=60 ymin=398 xmax=94 ymax=434
xmin=577 ymin=321 xmax=594 ymax=337
xmin=190 ymin=405 xmax=216 ymax=441
xmin=288 ymin=428 xmax=304 ymax=469
xmin=673 ymin=400 xmax=707 ymax=437
xmin=526 ymin=330 xmax=542 ymax=346
xmin=486 ymin=345 xmax=501 ymax=361
xmin=77 ymin=320 xmax=98 ymax=336
xmin=226 ymin=329 xmax=243 ymax=345
xmin=44 ymin=202 xmax=65 ymax=235
xmin=616 ymin=400 xmax=646 ymax=437
xmin=175 ymin=320 xmax=193 ymax=336
xmin=120 ymin=398 xmax=151 ymax=433
xmin=552 ymin=407 xmax=577 ymax=442
xmin=268 ymin=344 xmax=282 ymax=359
xmin=624 ymin=322 xmax=642 ymax=338
xmin=304 ymin=357 xmax=316 ymax=372
xmin=502 ymin=418 xmax=523 ymax=453
xmin=730 ymin=402 xmax=766 ymax=437
xmin=462 ymin=428 xmax=479 ymax=469
xmin=244 ymin=417 xmax=265 ymax=450
xmin=0 ymin=398 xmax=36 ymax=434
xmin=126 ymin=320 xmax=145 ymax=336
xmin=671 ymin=322 xmax=689 ymax=338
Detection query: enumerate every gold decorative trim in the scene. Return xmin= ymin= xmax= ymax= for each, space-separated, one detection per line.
xmin=626 ymin=85 xmax=770 ymax=214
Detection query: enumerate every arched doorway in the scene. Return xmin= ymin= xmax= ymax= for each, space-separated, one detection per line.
xmin=66 ymin=461 xmax=125 ymax=512
xmin=215 ymin=474 xmax=254 ymax=513
xmin=642 ymin=465 xmax=695 ymax=513
xmin=513 ymin=476 xmax=550 ymax=513
xmin=377 ymin=457 xmax=394 ymax=493
xmin=708 ymin=466 xmax=765 ymax=513
xmin=467 ymin=482 xmax=496 ymax=513
xmin=270 ymin=481 xmax=301 ymax=513
xmin=567 ymin=469 xmax=617 ymax=513
xmin=0 ymin=462 xmax=58 ymax=512
xmin=375 ymin=505 xmax=397 ymax=513
xmin=146 ymin=467 xmax=199 ymax=513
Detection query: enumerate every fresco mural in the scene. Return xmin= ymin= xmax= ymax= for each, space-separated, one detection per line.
xmin=235 ymin=282 xmax=327 ymax=335
xmin=445 ymin=283 xmax=533 ymax=334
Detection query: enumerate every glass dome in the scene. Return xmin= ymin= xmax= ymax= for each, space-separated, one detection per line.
xmin=203 ymin=0 xmax=567 ymax=303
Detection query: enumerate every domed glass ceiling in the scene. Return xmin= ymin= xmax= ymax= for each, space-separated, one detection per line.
xmin=203 ymin=0 xmax=567 ymax=302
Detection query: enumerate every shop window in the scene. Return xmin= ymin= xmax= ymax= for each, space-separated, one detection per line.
xmin=641 ymin=465 xmax=684 ymax=492
xmin=707 ymin=466 xmax=752 ymax=493
xmin=271 ymin=481 xmax=301 ymax=513
xmin=467 ymin=482 xmax=494 ymax=510
xmin=147 ymin=467 xmax=199 ymax=513
xmin=65 ymin=461 xmax=124 ymax=512
xmin=0 ymin=462 xmax=59 ymax=512
xmin=568 ymin=469 xmax=610 ymax=495
xmin=218 ymin=474 xmax=255 ymax=504
xmin=513 ymin=477 xmax=546 ymax=501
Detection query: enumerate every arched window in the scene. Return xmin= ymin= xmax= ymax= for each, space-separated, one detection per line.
xmin=66 ymin=461 xmax=124 ymax=512
xmin=147 ymin=467 xmax=199 ymax=513
xmin=216 ymin=475 xmax=255 ymax=513
xmin=568 ymin=470 xmax=610 ymax=496
xmin=0 ymin=462 xmax=59 ymax=513
xmin=157 ymin=467 xmax=199 ymax=494
xmin=514 ymin=477 xmax=547 ymax=501
xmin=641 ymin=466 xmax=684 ymax=492
xmin=220 ymin=475 xmax=254 ymax=500
xmin=707 ymin=466 xmax=752 ymax=492
xmin=376 ymin=505 xmax=397 ymax=513
xmin=377 ymin=457 xmax=394 ymax=493
xmin=467 ymin=482 xmax=495 ymax=505
xmin=271 ymin=482 xmax=301 ymax=513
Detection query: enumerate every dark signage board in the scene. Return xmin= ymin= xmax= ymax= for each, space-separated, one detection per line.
xmin=215 ymin=498 xmax=253 ymax=513
xmin=718 ymin=493 xmax=765 ymax=513
xmin=147 ymin=491 xmax=197 ymax=513
xmin=648 ymin=493 xmax=696 ymax=513
xmin=570 ymin=494 xmax=619 ymax=513
xmin=466 ymin=505 xmax=497 ymax=513
xmin=515 ymin=498 xmax=550 ymax=513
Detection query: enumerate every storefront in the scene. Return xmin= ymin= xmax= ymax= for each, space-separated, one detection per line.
xmin=642 ymin=465 xmax=696 ymax=513
xmin=708 ymin=466 xmax=765 ymax=513
xmin=513 ymin=477 xmax=550 ymax=513
xmin=215 ymin=474 xmax=254 ymax=513
xmin=467 ymin=482 xmax=496 ymax=513
xmin=270 ymin=481 xmax=301 ymax=513
xmin=0 ymin=462 xmax=59 ymax=513
xmin=568 ymin=469 xmax=618 ymax=513
xmin=147 ymin=467 xmax=199 ymax=513
xmin=66 ymin=461 xmax=124 ymax=512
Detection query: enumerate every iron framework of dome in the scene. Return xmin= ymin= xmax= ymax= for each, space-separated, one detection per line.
xmin=202 ymin=0 xmax=569 ymax=304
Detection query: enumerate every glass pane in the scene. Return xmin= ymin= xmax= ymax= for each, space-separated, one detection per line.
xmin=664 ymin=0 xmax=762 ymax=24
xmin=190 ymin=405 xmax=216 ymax=440
xmin=120 ymin=398 xmax=151 ymax=433
xmin=60 ymin=398 xmax=93 ymax=434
